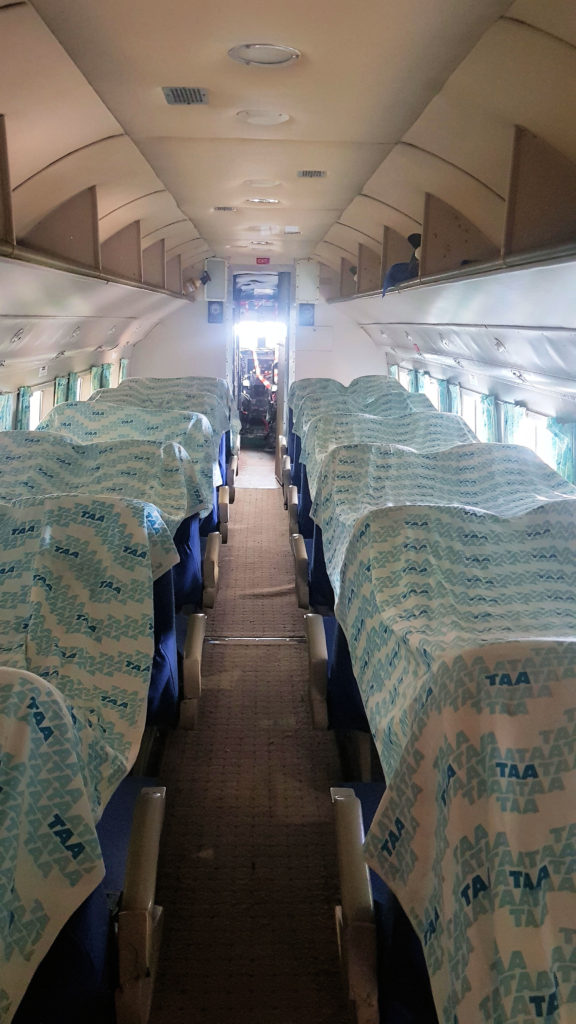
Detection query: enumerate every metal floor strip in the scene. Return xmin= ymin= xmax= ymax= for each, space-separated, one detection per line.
xmin=205 ymin=635 xmax=306 ymax=646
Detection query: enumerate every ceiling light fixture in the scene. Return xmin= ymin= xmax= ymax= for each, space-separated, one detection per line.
xmin=244 ymin=197 xmax=280 ymax=206
xmin=244 ymin=179 xmax=281 ymax=189
xmin=236 ymin=109 xmax=290 ymax=126
xmin=228 ymin=43 xmax=300 ymax=67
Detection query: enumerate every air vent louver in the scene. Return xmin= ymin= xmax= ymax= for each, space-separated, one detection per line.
xmin=213 ymin=206 xmax=238 ymax=213
xmin=162 ymin=86 xmax=208 ymax=105
xmin=297 ymin=169 xmax=326 ymax=178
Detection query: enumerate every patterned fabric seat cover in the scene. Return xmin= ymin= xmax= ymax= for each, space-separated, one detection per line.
xmin=0 ymin=494 xmax=177 ymax=1023
xmin=301 ymin=410 xmax=477 ymax=497
xmin=0 ymin=432 xmax=211 ymax=529
xmin=37 ymin=403 xmax=221 ymax=489
xmin=312 ymin=442 xmax=576 ymax=600
xmin=335 ymin=501 xmax=576 ymax=1024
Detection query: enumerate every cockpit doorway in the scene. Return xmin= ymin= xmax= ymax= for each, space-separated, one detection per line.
xmin=233 ymin=271 xmax=290 ymax=449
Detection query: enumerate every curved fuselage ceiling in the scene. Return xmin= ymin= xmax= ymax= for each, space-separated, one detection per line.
xmin=0 ymin=0 xmax=575 ymax=397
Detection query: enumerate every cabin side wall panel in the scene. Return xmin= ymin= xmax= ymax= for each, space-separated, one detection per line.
xmin=292 ymin=301 xmax=387 ymax=385
xmin=129 ymin=301 xmax=230 ymax=379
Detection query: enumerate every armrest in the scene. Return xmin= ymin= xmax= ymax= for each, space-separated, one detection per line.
xmin=330 ymin=788 xmax=378 ymax=1024
xmin=183 ymin=612 xmax=207 ymax=701
xmin=281 ymin=455 xmax=291 ymax=507
xmin=116 ymin=787 xmax=166 ymax=1023
xmin=122 ymin=787 xmax=166 ymax=915
xmin=290 ymin=533 xmax=309 ymax=609
xmin=218 ymin=485 xmax=229 ymax=543
xmin=227 ymin=455 xmax=238 ymax=503
xmin=202 ymin=531 xmax=221 ymax=608
xmin=304 ymin=613 xmax=329 ymax=729
xmin=287 ymin=485 xmax=299 ymax=537
xmin=330 ymin=788 xmax=374 ymax=927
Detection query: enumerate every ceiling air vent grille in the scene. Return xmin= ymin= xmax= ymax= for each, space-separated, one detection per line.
xmin=214 ymin=206 xmax=238 ymax=213
xmin=162 ymin=86 xmax=208 ymax=105
xmin=297 ymin=169 xmax=326 ymax=178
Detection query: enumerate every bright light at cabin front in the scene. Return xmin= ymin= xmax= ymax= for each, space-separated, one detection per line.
xmin=234 ymin=320 xmax=287 ymax=348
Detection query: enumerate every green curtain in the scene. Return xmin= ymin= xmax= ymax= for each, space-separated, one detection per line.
xmin=500 ymin=401 xmax=526 ymax=443
xmin=16 ymin=386 xmax=31 ymax=430
xmin=67 ymin=372 xmax=80 ymax=403
xmin=0 ymin=393 xmax=14 ymax=430
xmin=478 ymin=394 xmax=498 ymax=443
xmin=437 ymin=379 xmax=450 ymax=413
xmin=547 ymin=419 xmax=576 ymax=484
xmin=416 ymin=371 xmax=428 ymax=394
xmin=407 ymin=369 xmax=418 ymax=393
xmin=100 ymin=363 xmax=112 ymax=389
xmin=90 ymin=365 xmax=103 ymax=393
xmin=388 ymin=364 xmax=399 ymax=381
xmin=119 ymin=358 xmax=129 ymax=383
xmin=54 ymin=375 xmax=69 ymax=406
xmin=448 ymin=382 xmax=461 ymax=416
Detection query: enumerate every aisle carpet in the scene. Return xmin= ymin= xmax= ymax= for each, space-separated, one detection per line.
xmin=150 ymin=452 xmax=351 ymax=1024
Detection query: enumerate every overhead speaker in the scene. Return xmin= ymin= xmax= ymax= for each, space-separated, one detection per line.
xmin=204 ymin=258 xmax=227 ymax=301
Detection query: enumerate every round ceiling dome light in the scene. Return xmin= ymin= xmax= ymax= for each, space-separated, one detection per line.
xmin=236 ymin=109 xmax=290 ymax=126
xmin=228 ymin=43 xmax=300 ymax=67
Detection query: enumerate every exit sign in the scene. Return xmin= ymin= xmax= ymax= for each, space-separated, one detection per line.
xmin=256 ymin=257 xmax=270 ymax=265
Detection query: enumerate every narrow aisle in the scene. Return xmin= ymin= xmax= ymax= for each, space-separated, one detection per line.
xmin=151 ymin=451 xmax=351 ymax=1024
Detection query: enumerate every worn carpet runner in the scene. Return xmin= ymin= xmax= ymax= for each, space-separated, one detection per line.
xmin=150 ymin=451 xmax=351 ymax=1023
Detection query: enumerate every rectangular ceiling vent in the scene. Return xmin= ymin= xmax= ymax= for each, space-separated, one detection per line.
xmin=213 ymin=206 xmax=238 ymax=213
xmin=297 ymin=169 xmax=327 ymax=178
xmin=162 ymin=86 xmax=208 ymax=105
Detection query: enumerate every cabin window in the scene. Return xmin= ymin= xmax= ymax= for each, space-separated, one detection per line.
xmin=514 ymin=411 xmax=557 ymax=471
xmin=420 ymin=374 xmax=440 ymax=409
xmin=460 ymin=389 xmax=479 ymax=435
xmin=0 ymin=393 xmax=15 ymax=430
xmin=29 ymin=390 xmax=43 ymax=430
xmin=398 ymin=367 xmax=411 ymax=391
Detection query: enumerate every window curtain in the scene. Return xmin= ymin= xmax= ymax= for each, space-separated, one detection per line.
xmin=478 ymin=394 xmax=498 ymax=443
xmin=437 ymin=379 xmax=450 ymax=413
xmin=416 ymin=371 xmax=428 ymax=394
xmin=90 ymin=365 xmax=103 ymax=392
xmin=16 ymin=386 xmax=31 ymax=430
xmin=500 ymin=401 xmax=526 ymax=443
xmin=407 ymin=369 xmax=418 ymax=393
xmin=388 ymin=364 xmax=399 ymax=381
xmin=67 ymin=372 xmax=79 ymax=402
xmin=54 ymin=375 xmax=69 ymax=406
xmin=0 ymin=393 xmax=14 ymax=430
xmin=100 ymin=363 xmax=112 ymax=389
xmin=119 ymin=358 xmax=129 ymax=383
xmin=448 ymin=382 xmax=461 ymax=416
xmin=547 ymin=419 xmax=576 ymax=484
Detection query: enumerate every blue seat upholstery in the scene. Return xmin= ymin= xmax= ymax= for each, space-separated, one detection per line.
xmin=199 ymin=431 xmax=227 ymax=536
xmin=172 ymin=514 xmax=203 ymax=612
xmin=287 ymin=407 xmax=295 ymax=461
xmin=13 ymin=776 xmax=157 ymax=1024
xmin=348 ymin=783 xmax=438 ymax=1024
xmin=324 ymin=618 xmax=369 ymax=732
xmin=291 ymin=431 xmax=301 ymax=485
xmin=297 ymin=463 xmax=314 ymax=538
xmin=150 ymin=570 xmax=179 ymax=728
xmin=309 ymin=525 xmax=334 ymax=610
